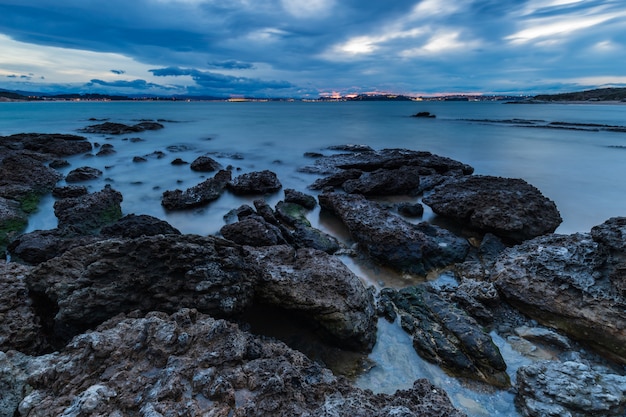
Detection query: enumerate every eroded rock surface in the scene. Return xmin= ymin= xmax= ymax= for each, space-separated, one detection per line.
xmin=319 ymin=192 xmax=469 ymax=275
xmin=493 ymin=220 xmax=626 ymax=364
xmin=229 ymin=170 xmax=282 ymax=195
xmin=162 ymin=169 xmax=231 ymax=210
xmin=6 ymin=309 xmax=465 ymax=417
xmin=423 ymin=175 xmax=562 ymax=242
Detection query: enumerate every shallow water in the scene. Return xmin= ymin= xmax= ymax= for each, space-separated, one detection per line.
xmin=3 ymin=100 xmax=626 ymax=416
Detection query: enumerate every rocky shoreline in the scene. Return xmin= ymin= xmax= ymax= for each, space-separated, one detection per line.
xmin=1 ymin=122 xmax=625 ymax=416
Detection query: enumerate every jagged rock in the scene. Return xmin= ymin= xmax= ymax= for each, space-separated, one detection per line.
xmin=492 ymin=223 xmax=626 ymax=364
xmin=284 ymin=188 xmax=317 ymax=209
xmin=275 ymin=201 xmax=340 ymax=254
xmin=423 ymin=175 xmax=562 ymax=242
xmin=515 ymin=360 xmax=626 ymax=417
xmin=248 ymin=245 xmax=377 ymax=351
xmin=95 ymin=143 xmax=115 ymax=156
xmin=4 ymin=309 xmax=465 ymax=417
xmin=590 ymin=217 xmax=626 ymax=297
xmin=100 ymin=214 xmax=181 ymax=238
xmin=24 ymin=234 xmax=260 ymax=344
xmin=65 ymin=166 xmax=103 ymax=182
xmin=342 ymin=165 xmax=422 ymax=196
xmin=229 ymin=170 xmax=282 ymax=195
xmin=190 ymin=155 xmax=221 ymax=172
xmin=162 ymin=169 xmax=231 ymax=210
xmin=79 ymin=121 xmax=164 ymax=134
xmin=0 ymin=154 xmax=62 ymax=191
xmin=328 ymin=144 xmax=375 ymax=152
xmin=397 ymin=202 xmax=424 ymax=217
xmin=309 ymin=168 xmax=363 ymax=190
xmin=379 ymin=285 xmax=509 ymax=387
xmin=319 ymin=192 xmax=469 ymax=275
xmin=0 ymin=263 xmax=45 ymax=354
xmin=7 ymin=228 xmax=100 ymax=265
xmin=48 ymin=159 xmax=70 ymax=169
xmin=0 ymin=196 xmax=28 ymax=254
xmin=53 ymin=185 xmax=123 ymax=233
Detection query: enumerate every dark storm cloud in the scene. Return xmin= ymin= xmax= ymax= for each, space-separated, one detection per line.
xmin=1 ymin=0 xmax=625 ymax=96
xmin=87 ymin=79 xmax=171 ymax=90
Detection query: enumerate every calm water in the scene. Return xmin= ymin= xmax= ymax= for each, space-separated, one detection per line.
xmin=2 ymin=100 xmax=626 ymax=415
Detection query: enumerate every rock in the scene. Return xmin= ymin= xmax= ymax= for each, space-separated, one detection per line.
xmin=5 ymin=309 xmax=465 ymax=417
xmin=132 ymin=156 xmax=147 ymax=163
xmin=2 ymin=133 xmax=92 ymax=156
xmin=0 ymin=153 xmax=62 ymax=192
xmin=24 ymin=234 xmax=260 ymax=344
xmin=275 ymin=201 xmax=340 ymax=254
xmin=190 ymin=155 xmax=221 ymax=172
xmin=220 ymin=215 xmax=287 ymax=246
xmin=7 ymin=228 xmax=100 ymax=265
xmin=379 ymin=285 xmax=509 ymax=387
xmin=48 ymin=159 xmax=70 ymax=169
xmin=328 ymin=144 xmax=374 ymax=152
xmin=229 ymin=170 xmax=282 ymax=195
xmin=515 ymin=360 xmax=626 ymax=417
xmin=95 ymin=143 xmax=116 ymax=156
xmin=590 ymin=217 xmax=626 ymax=297
xmin=397 ymin=202 xmax=424 ymax=217
xmin=79 ymin=121 xmax=164 ymax=134
xmin=301 ymin=148 xmax=474 ymax=177
xmin=53 ymin=185 xmax=123 ymax=233
xmin=65 ymin=166 xmax=103 ymax=182
xmin=51 ymin=185 xmax=88 ymax=199
xmin=492 ymin=225 xmax=626 ymax=364
xmin=423 ymin=175 xmax=562 ymax=242
xmin=0 ymin=263 xmax=46 ymax=354
xmin=284 ymin=188 xmax=317 ymax=209
xmin=161 ymin=169 xmax=232 ymax=210
xmin=309 ymin=168 xmax=363 ymax=190
xmin=249 ymin=245 xmax=377 ymax=351
xmin=100 ymin=214 xmax=181 ymax=238
xmin=0 ymin=196 xmax=28 ymax=254
xmin=450 ymin=279 xmax=501 ymax=323
xmin=319 ymin=192 xmax=469 ymax=275
xmin=412 ymin=111 xmax=436 ymax=118
xmin=342 ymin=165 xmax=422 ymax=196
xmin=171 ymin=157 xmax=188 ymax=165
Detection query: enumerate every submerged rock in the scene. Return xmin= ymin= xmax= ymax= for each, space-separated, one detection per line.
xmin=493 ymin=220 xmax=626 ymax=364
xmin=65 ymin=166 xmax=103 ymax=182
xmin=79 ymin=121 xmax=164 ymax=134
xmin=190 ymin=155 xmax=222 ymax=172
xmin=423 ymin=175 xmax=562 ymax=242
xmin=516 ymin=360 xmax=626 ymax=417
xmin=319 ymin=192 xmax=469 ymax=275
xmin=4 ymin=309 xmax=465 ymax=417
xmin=379 ymin=285 xmax=509 ymax=387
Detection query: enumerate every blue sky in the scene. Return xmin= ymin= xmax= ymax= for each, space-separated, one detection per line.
xmin=0 ymin=0 xmax=625 ymax=98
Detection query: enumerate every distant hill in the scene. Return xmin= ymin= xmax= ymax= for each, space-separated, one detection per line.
xmin=534 ymin=88 xmax=626 ymax=102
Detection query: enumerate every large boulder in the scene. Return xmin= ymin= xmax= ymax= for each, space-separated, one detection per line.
xmin=0 ymin=154 xmax=62 ymax=191
xmin=5 ymin=309 xmax=465 ymax=417
xmin=342 ymin=165 xmax=422 ymax=196
xmin=24 ymin=234 xmax=259 ymax=344
xmin=492 ymin=221 xmax=626 ymax=364
xmin=379 ymin=285 xmax=509 ymax=387
xmin=248 ymin=245 xmax=377 ymax=352
xmin=221 ymin=215 xmax=287 ymax=246
xmin=319 ymin=192 xmax=469 ymax=275
xmin=515 ymin=360 xmax=626 ymax=417
xmin=190 ymin=155 xmax=222 ymax=172
xmin=162 ymin=169 xmax=231 ymax=210
xmin=423 ymin=175 xmax=562 ymax=242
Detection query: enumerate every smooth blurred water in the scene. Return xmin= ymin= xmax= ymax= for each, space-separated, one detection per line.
xmin=2 ymin=100 xmax=626 ymax=416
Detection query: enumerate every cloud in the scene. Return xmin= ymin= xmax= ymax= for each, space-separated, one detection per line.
xmin=206 ymin=60 xmax=255 ymax=70
xmin=87 ymin=78 xmax=172 ymax=90
xmin=110 ymin=69 xmax=126 ymax=74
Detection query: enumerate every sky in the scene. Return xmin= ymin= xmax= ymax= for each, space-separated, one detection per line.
xmin=0 ymin=0 xmax=625 ymax=98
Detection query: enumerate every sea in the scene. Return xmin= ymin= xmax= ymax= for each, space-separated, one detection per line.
xmin=2 ymin=100 xmax=626 ymax=416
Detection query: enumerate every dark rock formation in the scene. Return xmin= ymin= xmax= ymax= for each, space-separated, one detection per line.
xmin=65 ymin=166 xmax=103 ymax=182
xmin=53 ymin=185 xmax=122 ymax=233
xmin=2 ymin=133 xmax=92 ymax=156
xmin=3 ymin=309 xmax=465 ymax=417
xmin=342 ymin=165 xmax=422 ymax=196
xmin=423 ymin=175 xmax=562 ymax=241
xmin=95 ymin=143 xmax=115 ymax=156
xmin=51 ymin=185 xmax=88 ymax=199
xmin=328 ymin=144 xmax=374 ymax=152
xmin=0 ymin=263 xmax=45 ymax=354
xmin=378 ymin=285 xmax=509 ymax=387
xmin=284 ymin=188 xmax=317 ymax=209
xmin=590 ymin=217 xmax=626 ymax=297
xmin=516 ymin=360 xmax=626 ymax=417
xmin=229 ymin=170 xmax=282 ymax=195
xmin=79 ymin=121 xmax=164 ymax=134
xmin=319 ymin=192 xmax=469 ymax=275
xmin=275 ymin=201 xmax=341 ymax=254
xmin=100 ymin=214 xmax=181 ymax=238
xmin=221 ymin=215 xmax=287 ymax=246
xmin=0 ymin=154 xmax=62 ymax=192
xmin=171 ymin=157 xmax=188 ymax=165
xmin=397 ymin=202 xmax=424 ymax=218
xmin=162 ymin=169 xmax=231 ymax=210
xmin=7 ymin=228 xmax=100 ymax=265
xmin=412 ymin=111 xmax=436 ymax=118
xmin=249 ymin=245 xmax=377 ymax=351
xmin=190 ymin=155 xmax=221 ymax=172
xmin=492 ymin=219 xmax=626 ymax=364
xmin=24 ymin=234 xmax=260 ymax=344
